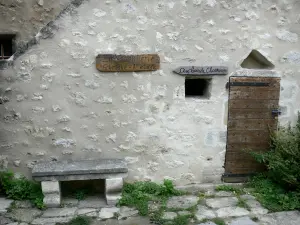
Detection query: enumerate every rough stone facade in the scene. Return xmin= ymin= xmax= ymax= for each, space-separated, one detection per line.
xmin=0 ymin=0 xmax=300 ymax=185
xmin=0 ymin=0 xmax=70 ymax=46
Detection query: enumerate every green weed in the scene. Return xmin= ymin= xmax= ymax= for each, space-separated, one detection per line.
xmin=200 ymin=218 xmax=226 ymax=225
xmin=118 ymin=179 xmax=182 ymax=216
xmin=237 ymin=198 xmax=250 ymax=210
xmin=215 ymin=185 xmax=244 ymax=195
xmin=0 ymin=171 xmax=44 ymax=209
xmin=62 ymin=216 xmax=91 ymax=225
xmin=248 ymin=175 xmax=300 ymax=212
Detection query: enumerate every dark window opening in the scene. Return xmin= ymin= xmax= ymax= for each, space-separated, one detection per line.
xmin=185 ymin=78 xmax=211 ymax=98
xmin=0 ymin=35 xmax=15 ymax=60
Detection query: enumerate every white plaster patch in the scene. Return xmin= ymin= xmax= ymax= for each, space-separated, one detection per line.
xmin=85 ymin=80 xmax=99 ymax=89
xmin=245 ymin=11 xmax=259 ymax=20
xmin=276 ymin=30 xmax=298 ymax=42
xmin=93 ymin=9 xmax=107 ymax=17
xmin=156 ymin=32 xmax=163 ymax=44
xmin=281 ymin=51 xmax=300 ymax=64
xmin=96 ymin=96 xmax=113 ymax=104
xmin=31 ymin=93 xmax=43 ymax=101
xmin=32 ymin=107 xmax=45 ymax=113
xmin=126 ymin=131 xmax=137 ymax=142
xmin=106 ymin=133 xmax=117 ymax=143
xmin=193 ymin=0 xmax=202 ymax=6
xmin=125 ymin=157 xmax=139 ymax=164
xmin=53 ymin=139 xmax=76 ymax=148
xmin=122 ymin=94 xmax=137 ymax=103
xmin=206 ymin=0 xmax=217 ymax=7
xmin=69 ymin=92 xmax=86 ymax=107
xmin=57 ymin=115 xmax=70 ymax=123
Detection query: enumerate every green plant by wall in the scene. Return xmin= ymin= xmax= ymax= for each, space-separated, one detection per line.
xmin=63 ymin=216 xmax=91 ymax=225
xmin=250 ymin=113 xmax=300 ymax=191
xmin=118 ymin=179 xmax=183 ymax=222
xmin=0 ymin=170 xmax=44 ymax=209
xmin=248 ymin=175 xmax=300 ymax=212
xmin=215 ymin=185 xmax=244 ymax=195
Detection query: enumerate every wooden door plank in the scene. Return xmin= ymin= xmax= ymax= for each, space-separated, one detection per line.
xmin=227 ymin=131 xmax=270 ymax=144
xmin=228 ymin=119 xmax=277 ymax=130
xmin=226 ymin=143 xmax=270 ymax=151
xmin=229 ymin=109 xmax=275 ymax=119
xmin=230 ymin=77 xmax=280 ymax=83
xmin=229 ymin=100 xmax=279 ymax=109
xmin=230 ymin=90 xmax=280 ymax=100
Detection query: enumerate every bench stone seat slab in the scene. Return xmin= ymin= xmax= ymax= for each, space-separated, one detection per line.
xmin=32 ymin=159 xmax=128 ymax=178
xmin=31 ymin=159 xmax=128 ymax=208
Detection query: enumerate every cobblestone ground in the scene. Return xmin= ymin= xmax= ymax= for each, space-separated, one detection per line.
xmin=1 ymin=189 xmax=300 ymax=225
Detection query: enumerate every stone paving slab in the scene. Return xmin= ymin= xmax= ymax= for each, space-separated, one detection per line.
xmin=77 ymin=208 xmax=98 ymax=217
xmin=78 ymin=196 xmax=107 ymax=208
xmin=92 ymin=216 xmax=153 ymax=225
xmin=162 ymin=212 xmax=177 ymax=220
xmin=197 ymin=223 xmax=217 ymax=225
xmin=195 ymin=205 xmax=216 ymax=221
xmin=31 ymin=216 xmax=73 ymax=225
xmin=216 ymin=207 xmax=250 ymax=218
xmin=32 ymin=159 xmax=128 ymax=177
xmin=7 ymin=209 xmax=42 ymax=223
xmin=42 ymin=207 xmax=77 ymax=217
xmin=166 ymin=196 xmax=199 ymax=209
xmin=215 ymin=191 xmax=235 ymax=197
xmin=228 ymin=216 xmax=259 ymax=225
xmin=98 ymin=207 xmax=119 ymax=220
xmin=205 ymin=197 xmax=238 ymax=208
xmin=258 ymin=211 xmax=300 ymax=225
xmin=0 ymin=198 xmax=13 ymax=214
xmin=0 ymin=215 xmax=13 ymax=224
xmin=118 ymin=206 xmax=139 ymax=220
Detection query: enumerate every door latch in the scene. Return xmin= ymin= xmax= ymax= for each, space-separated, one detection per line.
xmin=272 ymin=109 xmax=281 ymax=117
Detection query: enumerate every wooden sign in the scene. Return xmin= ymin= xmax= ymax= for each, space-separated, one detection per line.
xmin=96 ymin=54 xmax=160 ymax=72
xmin=173 ymin=66 xmax=228 ymax=76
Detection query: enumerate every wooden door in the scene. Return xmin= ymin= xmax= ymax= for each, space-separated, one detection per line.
xmin=223 ymin=76 xmax=281 ymax=182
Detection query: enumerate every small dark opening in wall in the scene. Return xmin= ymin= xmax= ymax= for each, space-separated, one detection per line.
xmin=185 ymin=78 xmax=211 ymax=98
xmin=0 ymin=34 xmax=16 ymax=60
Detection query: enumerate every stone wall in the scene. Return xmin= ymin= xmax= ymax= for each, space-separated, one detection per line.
xmin=0 ymin=0 xmax=70 ymax=46
xmin=0 ymin=0 xmax=300 ymax=185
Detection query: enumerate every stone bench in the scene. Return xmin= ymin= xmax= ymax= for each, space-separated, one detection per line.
xmin=32 ymin=159 xmax=128 ymax=208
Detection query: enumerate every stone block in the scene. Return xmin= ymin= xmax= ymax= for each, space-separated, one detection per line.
xmin=77 ymin=208 xmax=98 ymax=217
xmin=7 ymin=209 xmax=42 ymax=223
xmin=31 ymin=217 xmax=72 ymax=225
xmin=162 ymin=212 xmax=177 ymax=220
xmin=0 ymin=198 xmax=14 ymax=214
xmin=166 ymin=196 xmax=199 ymax=209
xmin=205 ymin=197 xmax=238 ymax=208
xmin=32 ymin=159 xmax=128 ymax=178
xmin=42 ymin=207 xmax=77 ymax=218
xmin=41 ymin=181 xmax=60 ymax=194
xmin=105 ymin=178 xmax=123 ymax=205
xmin=228 ymin=216 xmax=259 ymax=225
xmin=195 ymin=205 xmax=216 ymax=221
xmin=106 ymin=193 xmax=122 ymax=206
xmin=118 ymin=206 xmax=139 ymax=220
xmin=43 ymin=193 xmax=61 ymax=208
xmin=78 ymin=196 xmax=107 ymax=208
xmin=216 ymin=207 xmax=250 ymax=218
xmin=98 ymin=207 xmax=119 ymax=220
xmin=106 ymin=178 xmax=123 ymax=193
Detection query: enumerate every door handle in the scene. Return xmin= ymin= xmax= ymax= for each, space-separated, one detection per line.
xmin=272 ymin=109 xmax=281 ymax=116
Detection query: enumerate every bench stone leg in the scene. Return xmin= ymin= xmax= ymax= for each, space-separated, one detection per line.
xmin=41 ymin=181 xmax=61 ymax=208
xmin=105 ymin=178 xmax=123 ymax=205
